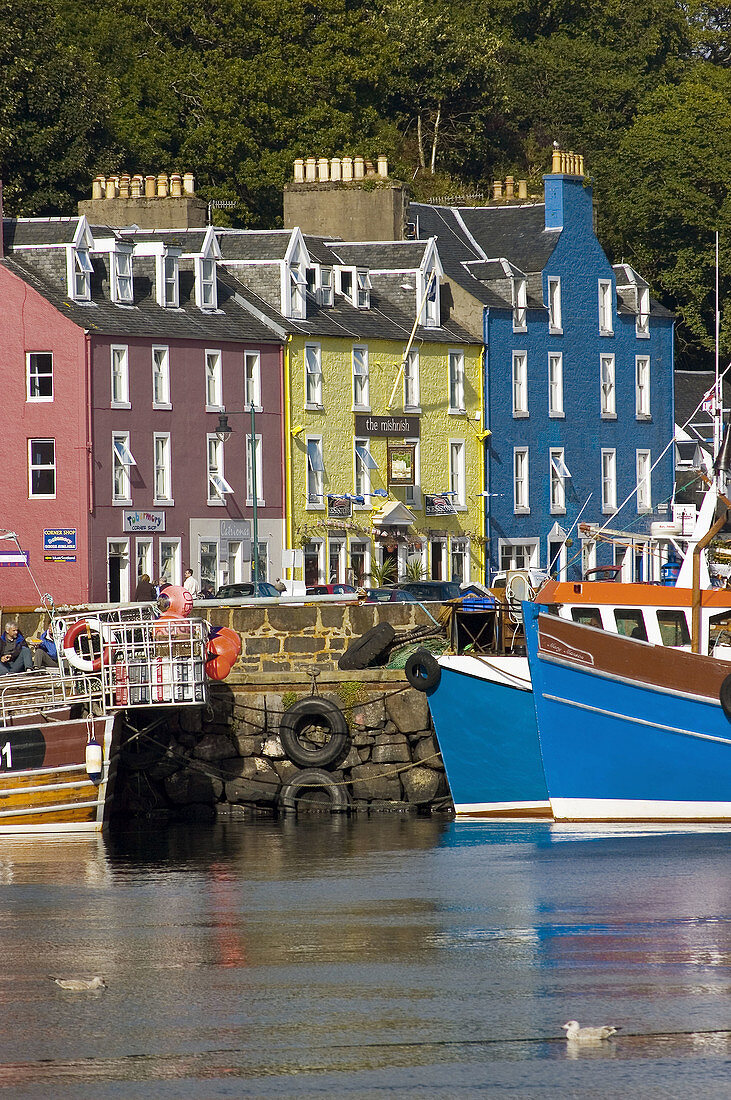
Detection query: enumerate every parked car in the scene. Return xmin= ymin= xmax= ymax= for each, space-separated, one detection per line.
xmin=208 ymin=581 xmax=281 ymax=600
xmin=396 ymin=580 xmax=462 ymax=602
xmin=363 ymin=588 xmax=417 ymax=603
xmin=306 ymin=584 xmax=358 ymax=595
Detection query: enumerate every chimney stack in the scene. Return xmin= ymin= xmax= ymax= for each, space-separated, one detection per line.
xmin=78 ymin=169 xmax=206 ymax=229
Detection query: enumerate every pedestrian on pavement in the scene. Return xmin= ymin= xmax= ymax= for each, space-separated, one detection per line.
xmin=0 ymin=621 xmax=33 ymax=674
xmin=134 ymin=573 xmax=158 ymax=601
xmin=183 ymin=568 xmax=201 ymax=598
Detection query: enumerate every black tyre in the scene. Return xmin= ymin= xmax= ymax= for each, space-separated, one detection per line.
xmin=721 ymin=674 xmax=731 ymax=721
xmin=279 ymin=697 xmax=349 ymax=767
xmin=338 ymin=622 xmax=396 ymax=670
xmin=405 ymin=648 xmax=441 ymax=692
xmin=278 ymin=768 xmax=351 ymax=815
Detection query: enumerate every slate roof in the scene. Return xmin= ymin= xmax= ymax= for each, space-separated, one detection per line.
xmin=328 ymin=241 xmax=430 ymax=271
xmin=675 ymin=370 xmax=731 ymax=441
xmin=3 ymin=217 xmax=81 ymax=248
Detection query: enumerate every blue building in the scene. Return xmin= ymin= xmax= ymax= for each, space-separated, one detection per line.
xmin=411 ymin=150 xmax=675 ymax=582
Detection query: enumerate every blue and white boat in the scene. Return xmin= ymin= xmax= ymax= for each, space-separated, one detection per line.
xmin=523 ymin=601 xmax=731 ymax=821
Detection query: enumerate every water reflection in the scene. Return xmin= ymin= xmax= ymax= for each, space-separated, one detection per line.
xmin=0 ymin=819 xmax=727 ymax=1096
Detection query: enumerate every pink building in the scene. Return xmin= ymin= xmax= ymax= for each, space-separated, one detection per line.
xmin=0 ymin=206 xmax=285 ymax=606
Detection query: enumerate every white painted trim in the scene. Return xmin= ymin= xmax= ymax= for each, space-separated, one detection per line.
xmin=550 ymin=797 xmax=731 ymax=822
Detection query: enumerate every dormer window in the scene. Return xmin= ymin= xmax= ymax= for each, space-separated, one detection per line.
xmin=513 ymin=277 xmax=527 ymax=331
xmin=336 ymin=267 xmax=354 ymax=301
xmin=319 ymin=267 xmax=333 ymax=306
xmin=356 ymin=270 xmax=371 ymax=309
xmin=636 ymin=285 xmax=650 ymax=336
xmin=111 ymin=247 xmax=134 ymax=305
xmin=161 ymin=253 xmax=179 ymax=308
xmin=69 ymin=246 xmax=93 ymax=301
xmin=288 ymin=261 xmax=306 ymax=318
xmin=419 ymin=268 xmax=440 ymax=328
xmin=195 ymin=228 xmax=221 ymax=310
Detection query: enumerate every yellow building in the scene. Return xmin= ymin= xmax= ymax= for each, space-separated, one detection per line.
xmin=283 ymin=239 xmax=484 ymax=588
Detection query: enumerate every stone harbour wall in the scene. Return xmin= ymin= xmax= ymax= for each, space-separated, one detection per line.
xmin=114 ymin=669 xmax=452 ymax=822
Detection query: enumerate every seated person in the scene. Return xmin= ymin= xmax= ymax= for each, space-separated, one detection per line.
xmin=32 ymin=628 xmax=59 ymax=670
xmin=0 ymin=621 xmax=32 ymax=674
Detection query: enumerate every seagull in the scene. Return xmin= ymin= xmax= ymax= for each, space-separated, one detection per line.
xmin=562 ymin=1020 xmax=620 ymax=1041
xmin=53 ymin=977 xmax=107 ymax=991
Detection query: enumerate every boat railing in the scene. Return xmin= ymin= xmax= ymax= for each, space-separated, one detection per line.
xmin=51 ymin=609 xmax=210 ymax=710
xmin=0 ymin=669 xmax=106 ymax=725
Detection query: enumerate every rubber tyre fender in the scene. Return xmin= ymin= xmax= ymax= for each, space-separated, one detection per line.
xmin=278 ymin=768 xmax=351 ymax=815
xmin=338 ymin=622 xmax=396 ymax=671
xmin=720 ymin=674 xmax=731 ymax=721
xmin=279 ymin=696 xmax=350 ymax=768
xmin=405 ymin=647 xmax=441 ymax=692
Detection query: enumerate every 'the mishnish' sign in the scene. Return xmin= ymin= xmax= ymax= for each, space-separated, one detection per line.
xmin=354 ymin=414 xmax=420 ymax=438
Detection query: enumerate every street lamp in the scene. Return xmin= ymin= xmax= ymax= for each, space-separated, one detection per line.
xmin=214 ymin=409 xmax=260 ymax=584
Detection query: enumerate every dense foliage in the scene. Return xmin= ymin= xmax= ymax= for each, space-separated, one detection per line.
xmin=2 ymin=0 xmax=731 ymax=366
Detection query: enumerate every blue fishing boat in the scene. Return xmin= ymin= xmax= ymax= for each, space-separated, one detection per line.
xmin=523 ymin=602 xmax=731 ymax=821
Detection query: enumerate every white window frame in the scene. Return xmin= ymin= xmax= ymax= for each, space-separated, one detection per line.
xmin=421 ymin=268 xmax=440 ymax=328
xmin=636 ymin=285 xmax=650 ymax=337
xmin=68 ymin=245 xmax=93 ymax=302
xmin=288 ymin=261 xmax=307 ymax=318
xmin=548 ymin=276 xmax=562 ymax=333
xmin=319 ymin=266 xmax=334 ymax=306
xmin=448 ymin=349 xmax=465 ymax=414
xmin=636 ymin=355 xmax=651 ymax=418
xmin=549 ymin=448 xmax=570 ymax=514
xmin=112 ymin=432 xmax=136 ymax=504
xmin=601 ymin=448 xmax=617 ymax=514
xmin=153 ymin=432 xmax=173 ymax=504
xmin=158 ymin=252 xmax=180 ymax=308
xmin=404 ymin=348 xmax=420 ymax=410
xmin=28 ymin=438 xmax=56 ymax=499
xmin=159 ymin=537 xmax=182 ymax=587
xmin=152 ymin=346 xmax=171 ymax=408
xmin=354 ymin=438 xmax=376 ymax=500
xmin=512 ymin=351 xmax=528 ymax=417
xmin=598 ymin=279 xmax=613 ymax=335
xmin=352 ymin=346 xmax=369 ymax=409
xmin=111 ymin=345 xmax=130 ymax=408
xmin=548 ymin=352 xmax=563 ymax=417
xmin=207 ymin=434 xmax=233 ymax=504
xmin=306 ymin=436 xmax=325 ymax=508
xmin=513 ymin=447 xmax=529 ymax=513
xmin=26 ymin=352 xmax=53 ymax=402
xmin=499 ymin=539 xmax=539 ymax=574
xmin=246 ymin=433 xmax=264 ymax=505
xmin=196 ymin=255 xmax=218 ymax=311
xmin=636 ymin=449 xmax=652 ymax=512
xmin=336 ymin=266 xmax=355 ymax=303
xmin=513 ymin=277 xmax=527 ymax=332
xmin=205 ymin=349 xmax=223 ymax=411
xmin=600 ymin=354 xmax=616 ymax=417
xmin=111 ymin=246 xmax=134 ymax=305
xmin=135 ymin=537 xmax=153 ymax=584
xmin=305 ymin=343 xmax=323 ymax=407
xmin=449 ymin=439 xmax=466 ymax=509
xmin=356 ymin=269 xmax=371 ymax=309
xmin=349 ymin=538 xmax=371 ymax=587
xmin=244 ymin=351 xmax=262 ymax=410
xmin=450 ymin=537 xmax=470 ymax=584
xmin=107 ymin=538 xmax=131 ymax=602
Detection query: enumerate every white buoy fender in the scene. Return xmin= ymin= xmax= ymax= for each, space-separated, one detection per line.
xmin=85 ymin=738 xmax=103 ymax=783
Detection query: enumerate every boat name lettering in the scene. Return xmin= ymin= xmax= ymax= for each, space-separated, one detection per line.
xmin=540 ymin=633 xmax=595 ymax=666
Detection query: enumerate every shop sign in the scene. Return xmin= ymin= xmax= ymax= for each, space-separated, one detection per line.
xmin=354 ymin=414 xmax=420 ymax=437
xmin=43 ymin=528 xmax=77 ymax=552
xmin=123 ymin=510 xmax=166 ymax=533
xmin=0 ymin=550 xmax=29 ymax=567
xmin=387 ymin=443 xmax=416 ymax=485
xmin=44 ymin=554 xmax=76 ymax=563
xmin=220 ymin=519 xmax=251 ymax=539
xmin=424 ymin=493 xmax=456 ymax=516
xmin=327 ymin=495 xmax=352 ymax=518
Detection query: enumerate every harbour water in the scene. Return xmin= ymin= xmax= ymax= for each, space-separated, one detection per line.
xmin=0 ymin=817 xmax=728 ymax=1098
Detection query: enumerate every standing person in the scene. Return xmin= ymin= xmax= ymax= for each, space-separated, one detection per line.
xmin=183 ymin=568 xmax=201 ymax=598
xmin=134 ymin=573 xmax=157 ymax=601
xmin=0 ymin=622 xmax=33 ymax=674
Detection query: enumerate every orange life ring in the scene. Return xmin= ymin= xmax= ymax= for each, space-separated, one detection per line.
xmin=63 ymin=618 xmax=107 ymax=673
